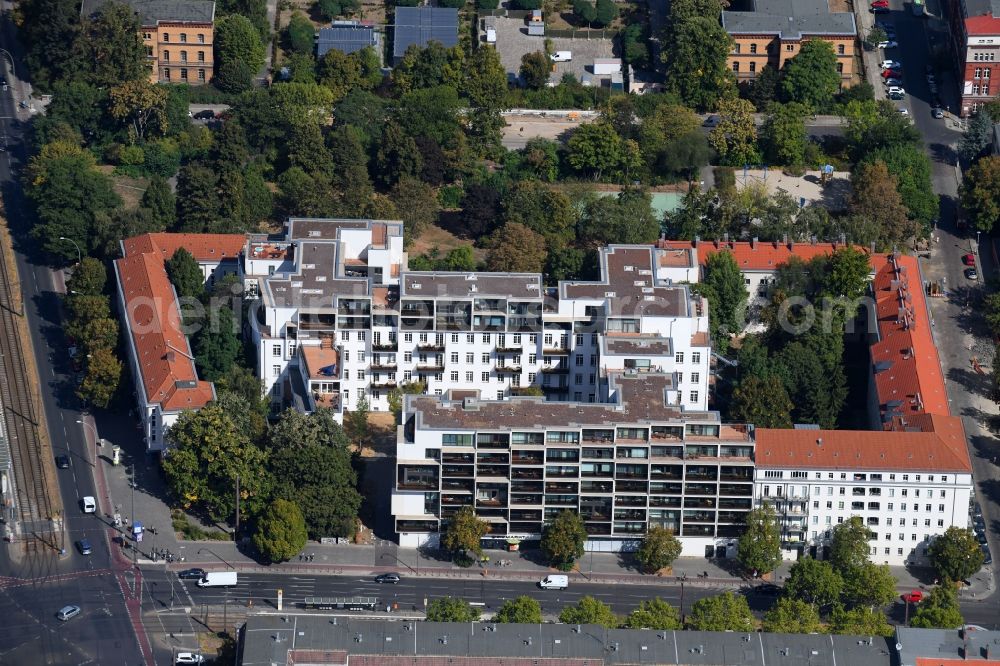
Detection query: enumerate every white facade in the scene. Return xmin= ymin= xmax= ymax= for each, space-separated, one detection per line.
xmin=755 ymin=466 xmax=973 ymax=566
xmin=244 ymin=221 xmax=712 ymax=418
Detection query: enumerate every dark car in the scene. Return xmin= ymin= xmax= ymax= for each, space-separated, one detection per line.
xmin=977 ymin=531 xmax=989 ymax=545
xmin=888 ymin=92 xmax=905 ymax=100
xmin=871 ymin=5 xmax=889 ymax=12
xmin=193 ymin=110 xmax=215 ymax=120
xmin=375 ymin=573 xmax=401 ymax=584
xmin=178 ymin=568 xmax=207 ymax=580
xmin=55 ymin=455 xmax=70 ymax=469
xmin=983 ymin=545 xmax=993 ymax=565
xmin=965 ymin=267 xmax=979 ymax=280
xmin=76 ymin=538 xmax=93 ymax=555
xmin=755 ymin=584 xmax=782 ymax=596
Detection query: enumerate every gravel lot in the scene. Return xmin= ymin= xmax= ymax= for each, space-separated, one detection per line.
xmin=489 ymin=17 xmax=615 ymax=85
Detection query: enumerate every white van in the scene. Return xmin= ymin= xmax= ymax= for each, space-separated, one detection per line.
xmin=57 ymin=605 xmax=81 ymax=621
xmin=550 ymin=51 xmax=572 ymax=62
xmin=538 ymin=574 xmax=568 ymax=590
xmin=80 ymin=496 xmax=96 ymax=514
xmin=197 ymin=571 xmax=238 ymax=587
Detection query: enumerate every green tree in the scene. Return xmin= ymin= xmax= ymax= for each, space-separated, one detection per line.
xmin=861 ymin=143 xmax=938 ymax=227
xmin=841 ymin=562 xmax=896 ymax=609
xmin=374 ymin=120 xmax=422 ymax=188
xmin=710 ymin=98 xmax=758 ymax=166
xmin=108 ymin=79 xmax=168 ymax=141
xmin=316 ymin=0 xmax=360 ymax=19
xmin=216 ymin=59 xmax=255 ymax=93
xmin=84 ymin=0 xmax=147 ymax=87
xmin=958 ymin=111 xmax=993 ymax=161
xmin=730 ymin=375 xmax=793 ymax=428
xmin=737 ymin=506 xmax=782 ymax=575
xmin=501 ymin=180 xmax=576 ymax=246
xmin=253 ymin=499 xmax=308 ymax=562
xmin=781 ymin=39 xmax=840 ymax=110
xmin=961 ymin=155 xmax=1000 ymax=232
xmin=746 ymin=65 xmax=780 ymax=110
xmin=594 ymin=0 xmax=617 ymax=26
xmin=850 ymin=159 xmax=915 ymax=248
xmin=520 ymin=51 xmax=551 ymax=90
xmin=77 ymin=347 xmax=122 ymax=408
xmin=317 ymin=49 xmax=361 ymax=101
xmin=390 ymin=177 xmax=439 ymax=240
xmin=762 ymin=597 xmax=823 ymax=634
xmin=573 ymin=0 xmax=597 ymax=24
xmin=686 ymin=592 xmax=754 ymax=631
xmin=656 ymin=131 xmax=713 ymax=181
xmin=278 ymin=167 xmax=336 ymax=218
xmin=558 ymin=596 xmax=620 ymax=628
xmin=928 ymin=527 xmax=986 ymax=582
xmin=175 ymin=164 xmax=221 ymax=233
xmin=829 ymin=605 xmax=893 ymax=636
xmin=67 ymin=257 xmax=107 ymax=296
xmin=441 ymin=506 xmax=490 ymax=559
xmin=486 ymin=223 xmax=548 ymax=273
xmin=268 ymin=409 xmax=361 ymax=537
xmin=216 ymin=14 xmax=265 ymax=78
xmin=623 ymin=598 xmax=681 ymax=630
xmin=566 ymin=122 xmax=641 ymax=181
xmin=910 ymin=583 xmax=964 ymax=629
xmin=825 ymin=247 xmax=872 ymax=300
xmin=578 ymin=190 xmax=660 ymax=247
xmin=540 ymin=510 xmax=588 ymax=569
xmin=162 ymin=403 xmax=271 ymax=522
xmin=18 ymin=0 xmax=86 ymax=91
xmin=345 ymin=394 xmax=370 ymax=448
xmin=661 ymin=16 xmax=734 ymax=110
xmin=698 ymin=250 xmax=747 ymax=351
xmin=426 ymin=597 xmax=481 ymax=622
xmin=760 ymin=103 xmax=808 ymax=166
xmin=635 ymin=526 xmax=682 ymax=573
xmin=494 ymin=596 xmax=543 ymax=623
xmin=79 ymin=317 xmax=120 ymax=355
xmin=829 ymin=516 xmax=873 ymax=575
xmin=785 ymin=556 xmax=844 ymax=608
xmin=219 ymin=0 xmax=270 ymax=40
xmin=194 ymin=306 xmax=241 ymax=381
xmin=286 ymin=12 xmax=316 ymax=54
xmin=166 ymin=247 xmax=205 ymax=299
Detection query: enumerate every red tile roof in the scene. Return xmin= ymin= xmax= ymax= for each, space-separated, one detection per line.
xmin=756 ymin=414 xmax=971 ymax=472
xmin=870 ymin=254 xmax=949 ymax=424
xmin=116 ymin=238 xmax=217 ymax=413
xmin=122 ymin=232 xmax=245 ymax=262
xmin=966 ymin=13 xmax=1000 ymax=36
xmin=657 ymin=239 xmax=882 ymax=272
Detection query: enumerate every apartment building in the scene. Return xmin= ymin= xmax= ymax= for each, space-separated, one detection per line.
xmin=82 ymin=0 xmax=216 ymax=85
xmin=243 ymin=219 xmax=713 ymax=417
xmin=945 ymin=0 xmax=1000 ymax=116
xmin=754 ymin=416 xmax=973 ymax=567
xmin=721 ymin=0 xmax=857 ymax=88
xmin=114 ymin=233 xmax=244 ymax=451
xmin=393 ymin=372 xmax=755 ymax=553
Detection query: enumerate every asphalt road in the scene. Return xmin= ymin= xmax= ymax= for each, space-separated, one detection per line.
xmin=0 ymin=12 xmax=144 ymax=665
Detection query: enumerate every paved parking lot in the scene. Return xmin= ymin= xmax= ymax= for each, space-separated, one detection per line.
xmin=490 ymin=17 xmax=614 ymax=85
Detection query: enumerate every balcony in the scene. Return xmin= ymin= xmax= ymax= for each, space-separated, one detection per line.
xmin=417 ymin=342 xmax=446 ymax=352
xmin=373 ymin=342 xmax=397 ymax=351
xmin=477 ymin=454 xmax=509 ymax=464
xmin=477 ymin=464 xmax=509 ymax=477
xmin=476 ymin=497 xmax=508 ymax=508
xmin=580 ymin=481 xmax=613 ymax=493
xmin=542 ymin=347 xmax=569 ymax=355
xmin=494 ymin=365 xmax=522 ymax=374
xmin=512 ymin=468 xmax=543 ymax=480
xmin=416 ymin=362 xmax=445 ymax=372
xmin=510 ymin=493 xmax=542 ymax=505
xmin=441 ymin=479 xmax=474 ymax=492
xmin=440 ymin=494 xmax=473 ymax=506
xmin=496 ymin=346 xmax=522 ymax=354
xmin=540 ymin=365 xmax=569 ymax=374
xmin=511 ymin=454 xmax=543 ymax=465
xmin=585 ymin=523 xmax=612 ymax=535
xmin=372 ymin=378 xmax=398 ymax=389
xmin=370 ymin=362 xmax=398 ymax=371
xmin=541 ymin=384 xmax=568 ymax=393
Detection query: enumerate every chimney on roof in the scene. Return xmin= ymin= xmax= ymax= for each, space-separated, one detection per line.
xmin=811 ymin=235 xmax=817 ymax=245
xmin=166 ymin=351 xmax=176 ymax=362
xmin=724 ymin=232 xmax=729 ymax=243
xmin=751 ymin=237 xmax=757 ymax=248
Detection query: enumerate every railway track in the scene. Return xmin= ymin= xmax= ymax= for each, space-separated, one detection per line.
xmin=0 ymin=225 xmax=57 ymax=544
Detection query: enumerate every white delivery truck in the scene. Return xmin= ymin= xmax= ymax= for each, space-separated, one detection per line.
xmin=197 ymin=571 xmax=238 ymax=587
xmin=538 ymin=574 xmax=568 ymax=590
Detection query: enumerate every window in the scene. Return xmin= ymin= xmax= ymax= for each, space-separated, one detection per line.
xmin=750 ymin=43 xmax=757 ymax=54
xmin=675 ymin=352 xmax=685 ymax=363
xmin=544 ymin=334 xmax=553 ymax=345
xmin=886 ymin=518 xmax=892 ymax=526
xmin=404 ymin=371 xmax=412 ymax=381
xmin=985 ymin=85 xmax=991 ymax=96
xmin=197 ymin=69 xmax=205 ymax=81
xmin=576 ymin=334 xmax=583 ymax=345
xmin=749 ymin=62 xmax=756 ymax=73
xmin=163 ymin=33 xmax=171 ymax=42
xmin=987 ymin=69 xmax=993 ymax=79
xmin=465 ymin=371 xmax=474 ymax=381
xmin=786 ymin=44 xmax=794 ymax=51
xmin=404 ymin=333 xmax=413 ymax=343
xmin=837 ymin=44 xmax=845 ymax=54
xmin=198 ymin=33 xmax=205 ymax=43
xmin=163 ymin=49 xmax=171 ymax=61
xmin=450 ymin=353 xmax=459 ymax=363
xmin=466 ymin=353 xmax=474 ymax=363
xmin=451 ymin=334 xmax=459 ymax=343
xmin=732 ymin=62 xmax=740 ymax=72
xmin=143 ymin=32 xmax=152 ymax=39
xmin=344 ymin=350 xmax=351 ymax=363
xmin=357 ymin=370 xmax=365 ymax=380
xmin=180 ymin=33 xmax=187 ymax=43
xmin=976 ymin=67 xmax=982 ymax=79
xmin=691 ymin=372 xmax=700 ymax=384
xmin=938 ymin=504 xmax=945 ymax=512
xmin=513 ymin=334 xmax=521 ymax=344
xmin=272 ymin=345 xmax=281 ymax=356
xmin=180 ymin=68 xmax=188 ymax=81
xmin=938 ymin=519 xmax=945 ymax=527
xmin=528 ymin=372 xmax=536 ymax=383
xmin=529 ymin=334 xmax=537 ymax=344
xmin=689 ymin=391 xmax=699 ymax=403
xmin=359 ymin=352 xmax=366 ymax=362
xmin=692 ymin=352 xmax=701 ymax=364
xmin=450 ymin=372 xmax=458 ymax=381
xmin=576 ymin=356 xmax=584 ymax=366
xmin=483 ymin=334 xmax=491 ymax=344
xmin=466 ymin=334 xmax=474 ymax=343
xmin=677 ymin=373 xmax=683 ymax=384
xmin=358 ymin=331 xmax=366 ymax=341
xmin=924 ymin=519 xmax=931 ymax=527
xmin=404 ymin=352 xmax=412 ymax=362
xmin=733 ymin=43 xmax=741 ymax=53
xmin=836 ymin=63 xmax=843 ymax=73
xmin=973 ymin=84 xmax=981 ymax=95
xmin=482 ymin=353 xmax=490 ymax=364
xmin=272 ymin=365 xmax=280 ymax=375
xmin=481 ymin=372 xmax=489 ymax=382
xmin=529 ymin=353 xmax=537 ymax=364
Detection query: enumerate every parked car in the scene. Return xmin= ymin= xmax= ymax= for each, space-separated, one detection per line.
xmin=881 ymin=60 xmax=902 ymax=70
xmin=963 ymin=253 xmax=976 ymax=266
xmin=901 ymin=590 xmax=924 ymax=604
xmin=80 ymin=496 xmax=96 ymax=513
xmin=983 ymin=545 xmax=992 ymax=565
xmin=888 ymin=92 xmax=905 ymax=100
xmin=76 ymin=538 xmax=92 ymax=555
xmin=871 ymin=0 xmax=889 ymax=7
xmin=375 ymin=573 xmax=401 ymax=584
xmin=56 ymin=605 xmax=81 ymax=621
xmin=878 ymin=40 xmax=898 ymax=49
xmin=175 ymin=654 xmax=205 ymax=664
xmin=703 ymin=115 xmax=720 ymax=128
xmin=884 ymin=78 xmax=903 ymax=87
xmin=55 ymin=455 xmax=70 ymax=469
xmin=887 ymin=86 xmax=906 ymax=96
xmin=966 ymin=267 xmax=979 ymax=280
xmin=882 ymin=68 xmax=903 ymax=78
xmin=898 ymin=107 xmax=909 ymax=116
xmin=192 ymin=110 xmax=215 ymax=120
xmin=871 ymin=5 xmax=890 ymax=12
xmin=177 ymin=568 xmax=207 ymax=580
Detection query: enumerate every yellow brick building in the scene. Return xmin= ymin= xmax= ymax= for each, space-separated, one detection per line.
xmin=721 ymin=0 xmax=857 ymax=88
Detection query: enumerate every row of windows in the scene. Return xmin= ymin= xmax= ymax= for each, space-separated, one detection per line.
xmin=974 ymin=68 xmax=993 ymax=79
xmin=157 ymin=32 xmax=207 ymax=44
xmin=807 ymin=501 xmax=948 ymax=512
xmin=161 ymin=68 xmax=206 ymax=82
xmin=732 ymin=42 xmax=846 ymax=55
xmin=673 ymin=352 xmax=702 ymax=364
xmin=764 ymin=470 xmax=952 ymax=483
xmin=971 ymin=84 xmax=992 ymax=96
xmin=733 ymin=61 xmax=843 ymax=74
xmin=972 ymin=52 xmax=997 ymax=61
xmin=160 ymin=50 xmax=207 ymax=63
xmin=766 ymin=486 xmax=949 ymax=498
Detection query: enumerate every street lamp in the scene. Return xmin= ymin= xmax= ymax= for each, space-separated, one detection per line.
xmin=75 ymin=418 xmax=103 ymax=449
xmin=58 ymin=237 xmax=82 ymax=265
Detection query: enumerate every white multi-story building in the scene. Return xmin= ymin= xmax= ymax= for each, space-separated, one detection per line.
xmin=243 ymin=219 xmax=713 ymax=417
xmin=754 ymin=416 xmax=973 ymax=567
